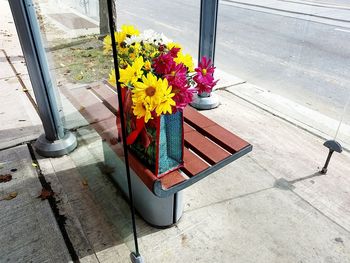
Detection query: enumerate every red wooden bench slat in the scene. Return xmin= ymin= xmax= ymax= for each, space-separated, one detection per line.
xmin=205 ymin=125 xmax=249 ymax=153
xmin=159 ymin=171 xmax=187 ymax=189
xmin=182 ymin=148 xmax=209 ymax=176
xmin=91 ymin=117 xmax=118 ymax=143
xmin=184 ymin=106 xmax=249 ymax=153
xmin=183 ymin=106 xmax=217 ymax=128
xmin=184 ymin=129 xmax=230 ymax=165
xmin=61 ymin=86 xmax=114 ymax=124
xmin=104 ymin=80 xmax=118 ymax=92
xmin=184 ymin=123 xmax=194 ymax=134
xmin=90 ymin=84 xmax=119 ymax=115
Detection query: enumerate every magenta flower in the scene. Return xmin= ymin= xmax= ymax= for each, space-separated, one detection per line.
xmin=165 ymin=63 xmax=187 ymax=88
xmin=169 ymin=47 xmax=181 ymax=58
xmin=195 ymin=80 xmax=218 ymax=94
xmin=173 ymin=85 xmax=196 ymax=110
xmin=152 ymin=53 xmax=176 ymax=75
xmin=194 ymin=56 xmax=218 ymax=94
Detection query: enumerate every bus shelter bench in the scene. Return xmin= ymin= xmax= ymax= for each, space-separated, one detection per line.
xmin=62 ymin=82 xmax=252 ymax=227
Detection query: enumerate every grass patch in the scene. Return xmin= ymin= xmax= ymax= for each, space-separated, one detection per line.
xmin=51 ymin=37 xmax=112 ymax=84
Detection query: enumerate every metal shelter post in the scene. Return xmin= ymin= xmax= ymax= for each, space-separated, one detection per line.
xmin=191 ymin=0 xmax=220 ymax=110
xmin=9 ymin=0 xmax=77 ymax=157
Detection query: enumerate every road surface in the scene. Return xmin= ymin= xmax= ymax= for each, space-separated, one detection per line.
xmin=117 ymin=0 xmax=350 ymax=124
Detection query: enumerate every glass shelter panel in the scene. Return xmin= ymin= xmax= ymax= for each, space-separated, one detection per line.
xmin=111 ymin=0 xmax=350 ymax=262
xmin=30 ymin=0 xmax=139 ymax=260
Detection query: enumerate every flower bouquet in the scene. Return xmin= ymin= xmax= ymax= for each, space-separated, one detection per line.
xmin=104 ymin=25 xmax=218 ymax=177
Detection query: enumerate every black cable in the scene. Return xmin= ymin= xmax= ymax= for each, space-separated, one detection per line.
xmin=106 ymin=0 xmax=140 ymax=256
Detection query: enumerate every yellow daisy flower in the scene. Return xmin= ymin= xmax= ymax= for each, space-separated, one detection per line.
xmin=132 ymin=72 xmax=166 ymax=110
xmin=155 ymin=85 xmax=175 ymax=115
xmin=144 ymin=61 xmax=152 ymax=71
xmin=108 ymin=69 xmax=116 ymax=86
xmin=103 ymin=35 xmax=112 ymax=54
xmin=133 ymin=101 xmax=152 ymax=123
xmin=121 ymin=25 xmax=140 ymax=36
xmin=174 ymin=52 xmax=194 ymax=72
xmin=116 ymin=31 xmax=127 ymax=54
xmin=166 ymin=42 xmax=183 ymax=51
xmin=119 ymin=56 xmax=144 ymax=85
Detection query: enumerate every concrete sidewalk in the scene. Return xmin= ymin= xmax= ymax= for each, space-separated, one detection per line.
xmin=1 ymin=0 xmax=350 ymax=262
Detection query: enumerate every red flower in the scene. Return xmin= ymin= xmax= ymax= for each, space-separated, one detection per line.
xmin=169 ymin=47 xmax=181 ymax=58
xmin=152 ymin=53 xmax=175 ymax=75
xmin=173 ymin=84 xmax=197 ymax=110
xmin=165 ymin=63 xmax=187 ymax=88
xmin=195 ymin=80 xmax=218 ymax=94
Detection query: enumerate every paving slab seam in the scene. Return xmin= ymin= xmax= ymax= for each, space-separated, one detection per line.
xmin=1 ymin=49 xmax=38 ymax=113
xmin=222 ymin=88 xmax=350 ymax=153
xmin=215 ymin=81 xmax=247 ymax=91
xmin=26 ymin=143 xmax=80 ymax=263
xmin=247 ymin=155 xmax=279 ymax=181
xmin=0 ymin=139 xmax=37 ymax=152
xmin=291 ymin=190 xmax=350 ymax=235
xmin=184 ymin=186 xmax=274 ymax=213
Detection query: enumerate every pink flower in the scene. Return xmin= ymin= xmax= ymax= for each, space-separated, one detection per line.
xmin=194 ymin=56 xmax=218 ymax=94
xmin=173 ymin=85 xmax=196 ymax=110
xmin=169 ymin=47 xmax=181 ymax=58
xmin=165 ymin=63 xmax=187 ymax=88
xmin=195 ymin=80 xmax=218 ymax=94
xmin=152 ymin=53 xmax=176 ymax=75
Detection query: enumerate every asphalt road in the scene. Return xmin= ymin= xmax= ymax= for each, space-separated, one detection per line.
xmin=117 ymin=0 xmax=350 ymax=123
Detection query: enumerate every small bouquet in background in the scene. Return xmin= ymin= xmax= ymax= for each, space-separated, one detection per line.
xmin=103 ymin=24 xmax=218 ymax=123
xmin=103 ymin=25 xmax=218 ymax=176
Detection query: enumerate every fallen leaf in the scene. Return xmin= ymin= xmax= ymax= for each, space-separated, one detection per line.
xmin=32 ymin=163 xmax=38 ymax=167
xmin=110 ymin=137 xmax=119 ymax=145
xmin=0 ymin=174 xmax=12 ymax=183
xmin=37 ymin=188 xmax=54 ymax=200
xmin=82 ymin=178 xmax=88 ymax=186
xmin=1 ymin=191 xmax=17 ymax=201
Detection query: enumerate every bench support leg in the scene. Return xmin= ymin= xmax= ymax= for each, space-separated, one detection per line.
xmin=130 ymin=252 xmax=144 ymax=263
xmin=104 ymin=143 xmax=184 ymax=228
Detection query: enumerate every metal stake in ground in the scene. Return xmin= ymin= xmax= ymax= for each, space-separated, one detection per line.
xmin=106 ymin=0 xmax=143 ymax=262
xmin=8 ymin=0 xmax=77 ymax=157
xmin=320 ymin=140 xmax=342 ymax=174
xmin=320 ymin=93 xmax=349 ymax=174
xmin=191 ymin=0 xmax=220 ymax=110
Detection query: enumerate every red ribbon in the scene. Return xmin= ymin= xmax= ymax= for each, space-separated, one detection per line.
xmin=126 ymin=117 xmax=145 ymax=145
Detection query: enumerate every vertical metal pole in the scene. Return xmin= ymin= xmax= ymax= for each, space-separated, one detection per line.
xmin=106 ymin=1 xmax=143 ymax=262
xmin=9 ymin=0 xmax=77 ymax=157
xmin=191 ymin=0 xmax=220 ymax=110
xmin=198 ymin=0 xmax=219 ymax=65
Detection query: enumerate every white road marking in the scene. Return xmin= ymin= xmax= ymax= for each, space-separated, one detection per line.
xmin=334 ymin=28 xmax=350 ymax=33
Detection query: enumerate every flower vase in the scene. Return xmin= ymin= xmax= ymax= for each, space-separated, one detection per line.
xmin=118 ymin=89 xmax=184 ymax=177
